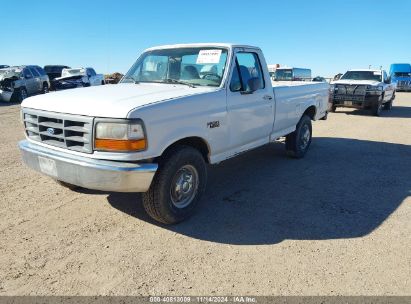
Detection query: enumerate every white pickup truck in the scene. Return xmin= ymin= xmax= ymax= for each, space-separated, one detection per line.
xmin=53 ymin=67 xmax=104 ymax=90
xmin=19 ymin=43 xmax=328 ymax=224
xmin=330 ymin=69 xmax=396 ymax=116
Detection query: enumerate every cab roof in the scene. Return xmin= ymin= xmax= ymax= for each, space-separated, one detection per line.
xmin=348 ymin=69 xmax=384 ymax=72
xmin=145 ymin=43 xmax=260 ymax=51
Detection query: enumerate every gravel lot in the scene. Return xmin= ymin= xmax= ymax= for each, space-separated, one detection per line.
xmin=0 ymin=93 xmax=410 ymax=296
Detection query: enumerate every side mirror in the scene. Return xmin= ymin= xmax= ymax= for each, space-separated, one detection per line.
xmin=243 ymin=77 xmax=261 ymax=94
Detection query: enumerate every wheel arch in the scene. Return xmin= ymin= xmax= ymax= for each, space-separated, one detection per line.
xmin=158 ymin=136 xmax=211 ymax=163
xmin=303 ymin=105 xmax=317 ymax=120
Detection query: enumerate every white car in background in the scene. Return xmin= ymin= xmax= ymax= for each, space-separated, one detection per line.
xmin=53 ymin=67 xmax=104 ymax=90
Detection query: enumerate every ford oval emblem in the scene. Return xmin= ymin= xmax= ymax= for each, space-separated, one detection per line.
xmin=47 ymin=127 xmax=55 ymax=135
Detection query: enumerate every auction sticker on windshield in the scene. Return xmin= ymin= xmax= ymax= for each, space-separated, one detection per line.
xmin=196 ymin=49 xmax=222 ymax=64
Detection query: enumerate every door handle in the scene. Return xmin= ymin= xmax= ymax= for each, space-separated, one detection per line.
xmin=263 ymin=95 xmax=273 ymax=100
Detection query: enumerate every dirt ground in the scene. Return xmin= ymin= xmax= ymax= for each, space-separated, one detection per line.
xmin=0 ymin=93 xmax=410 ymax=296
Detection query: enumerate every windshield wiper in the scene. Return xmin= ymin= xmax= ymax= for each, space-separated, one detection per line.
xmin=163 ymin=78 xmax=196 ymax=88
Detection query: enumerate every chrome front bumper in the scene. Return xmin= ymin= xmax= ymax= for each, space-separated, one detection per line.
xmin=19 ymin=140 xmax=158 ymax=192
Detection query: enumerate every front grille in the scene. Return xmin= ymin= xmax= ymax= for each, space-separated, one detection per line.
xmin=23 ymin=108 xmax=94 ymax=153
xmin=397 ymin=80 xmax=410 ymax=88
xmin=334 ymin=95 xmax=365 ymax=102
xmin=335 ymin=84 xmax=367 ymax=96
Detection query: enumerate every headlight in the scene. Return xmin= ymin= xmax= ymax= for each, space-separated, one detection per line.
xmin=366 ymin=85 xmax=383 ymax=91
xmin=94 ymin=120 xmax=147 ymax=152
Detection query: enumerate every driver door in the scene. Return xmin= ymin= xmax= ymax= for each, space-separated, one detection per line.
xmin=226 ymin=49 xmax=274 ymax=151
xmin=22 ymin=68 xmax=37 ymax=95
xmin=383 ymin=71 xmax=394 ymax=101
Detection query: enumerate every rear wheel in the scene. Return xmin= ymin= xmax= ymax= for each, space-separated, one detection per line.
xmin=285 ymin=115 xmax=312 ymax=159
xmin=42 ymin=83 xmax=49 ymax=94
xmin=331 ymin=105 xmax=337 ymax=112
xmin=142 ymin=146 xmax=207 ymax=224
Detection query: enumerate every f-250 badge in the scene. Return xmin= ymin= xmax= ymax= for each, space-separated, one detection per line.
xmin=207 ymin=121 xmax=220 ymax=128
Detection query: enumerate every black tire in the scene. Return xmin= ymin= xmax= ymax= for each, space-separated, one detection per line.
xmin=56 ymin=180 xmax=80 ymax=190
xmin=42 ymin=83 xmax=49 ymax=94
xmin=331 ymin=105 xmax=337 ymax=112
xmin=372 ymin=100 xmax=383 ymax=116
xmin=321 ymin=111 xmax=328 ymax=120
xmin=142 ymin=145 xmax=207 ymax=224
xmin=383 ymin=100 xmax=393 ymax=110
xmin=384 ymin=93 xmax=394 ymax=110
xmin=285 ymin=115 xmax=312 ymax=159
xmin=13 ymin=87 xmax=28 ymax=103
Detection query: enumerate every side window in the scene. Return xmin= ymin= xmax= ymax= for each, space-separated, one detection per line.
xmin=23 ymin=68 xmax=33 ymax=79
xmin=35 ymin=67 xmax=46 ymax=76
xmin=230 ymin=52 xmax=264 ymax=92
xmin=89 ymin=68 xmax=96 ymax=76
xmin=29 ymin=67 xmax=40 ymax=77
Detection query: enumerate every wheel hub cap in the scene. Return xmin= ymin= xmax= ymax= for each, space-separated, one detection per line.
xmin=170 ymin=165 xmax=199 ymax=208
xmin=300 ymin=125 xmax=310 ymax=150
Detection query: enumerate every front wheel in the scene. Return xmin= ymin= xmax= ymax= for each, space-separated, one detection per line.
xmin=13 ymin=87 xmax=28 ymax=103
xmin=285 ymin=115 xmax=312 ymax=159
xmin=383 ymin=100 xmax=393 ymax=110
xmin=142 ymin=146 xmax=207 ymax=224
xmin=372 ymin=100 xmax=383 ymax=116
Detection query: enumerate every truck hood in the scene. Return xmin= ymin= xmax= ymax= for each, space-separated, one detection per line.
xmin=332 ymin=79 xmax=381 ymax=86
xmin=22 ymin=83 xmax=217 ymax=118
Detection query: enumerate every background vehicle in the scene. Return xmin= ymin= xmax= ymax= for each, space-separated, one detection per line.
xmin=19 ymin=43 xmax=328 ymax=224
xmin=0 ymin=65 xmax=49 ymax=102
xmin=330 ymin=69 xmax=395 ymax=116
xmin=273 ymin=67 xmax=312 ymax=81
xmin=390 ymin=63 xmax=411 ymax=92
xmin=44 ymin=65 xmax=71 ymax=81
xmin=44 ymin=65 xmax=71 ymax=90
xmin=0 ymin=65 xmax=9 ymax=69
xmin=267 ymin=64 xmax=280 ymax=78
xmin=105 ymin=72 xmax=124 ymax=84
xmin=333 ymin=73 xmax=343 ymax=81
xmin=53 ymin=67 xmax=104 ymax=91
xmin=312 ymin=76 xmax=327 ymax=82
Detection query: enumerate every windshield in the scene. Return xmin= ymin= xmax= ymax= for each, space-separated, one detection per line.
xmin=274 ymin=69 xmax=292 ymax=81
xmin=394 ymin=72 xmax=411 ymax=77
xmin=121 ymin=47 xmax=228 ymax=87
xmin=341 ymin=71 xmax=382 ymax=82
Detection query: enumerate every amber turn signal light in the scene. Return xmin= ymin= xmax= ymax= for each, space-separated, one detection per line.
xmin=95 ymin=139 xmax=147 ymax=151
